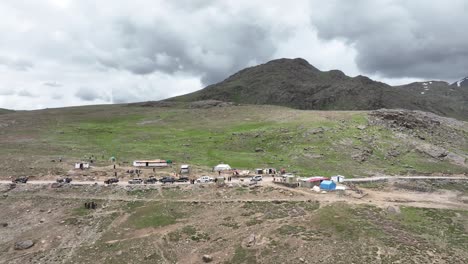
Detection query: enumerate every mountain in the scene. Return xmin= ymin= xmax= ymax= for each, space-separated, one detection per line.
xmin=453 ymin=76 xmax=468 ymax=88
xmin=169 ymin=58 xmax=468 ymax=120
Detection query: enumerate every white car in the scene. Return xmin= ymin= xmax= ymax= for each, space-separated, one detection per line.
xmin=251 ymin=175 xmax=263 ymax=182
xmin=128 ymin=178 xmax=143 ymax=184
xmin=196 ymin=176 xmax=213 ymax=183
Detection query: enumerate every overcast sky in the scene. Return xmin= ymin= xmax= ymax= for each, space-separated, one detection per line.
xmin=1 ymin=0 xmax=467 ymax=110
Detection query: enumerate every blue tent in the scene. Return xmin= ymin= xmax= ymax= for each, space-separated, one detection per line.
xmin=320 ymin=180 xmax=336 ymax=190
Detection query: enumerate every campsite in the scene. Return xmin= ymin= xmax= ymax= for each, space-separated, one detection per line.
xmin=0 ymin=102 xmax=467 ymax=263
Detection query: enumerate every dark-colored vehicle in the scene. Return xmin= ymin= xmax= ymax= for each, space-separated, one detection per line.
xmin=12 ymin=176 xmax=28 ymax=183
xmin=160 ymin=176 xmax=175 ymax=184
xmin=56 ymin=177 xmax=72 ymax=183
xmin=144 ymin=177 xmax=158 ymax=184
xmin=176 ymin=176 xmax=190 ymax=182
xmin=104 ymin=178 xmax=119 ymax=184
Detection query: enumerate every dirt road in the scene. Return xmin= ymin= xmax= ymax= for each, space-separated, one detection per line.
xmin=1 ymin=174 xmax=466 ymax=186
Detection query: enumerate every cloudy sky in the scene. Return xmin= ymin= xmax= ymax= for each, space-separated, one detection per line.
xmin=1 ymin=0 xmax=467 ymax=110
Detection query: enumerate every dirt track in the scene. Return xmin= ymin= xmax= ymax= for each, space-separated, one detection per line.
xmin=2 ymin=176 xmax=468 ymax=211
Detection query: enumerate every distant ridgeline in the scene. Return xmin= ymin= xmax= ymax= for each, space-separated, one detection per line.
xmin=168 ymin=58 xmax=468 ymax=120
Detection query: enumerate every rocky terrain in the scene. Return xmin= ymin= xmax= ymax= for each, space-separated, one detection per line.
xmin=369 ymin=109 xmax=468 ymax=167
xmin=169 ymin=58 xmax=468 ymax=120
xmin=1 ymin=178 xmax=467 ymax=264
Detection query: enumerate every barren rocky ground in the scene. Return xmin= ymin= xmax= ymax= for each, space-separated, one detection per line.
xmin=1 ymin=179 xmax=467 ymax=264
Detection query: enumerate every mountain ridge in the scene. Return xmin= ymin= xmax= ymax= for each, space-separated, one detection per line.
xmin=168 ymin=58 xmax=468 ymax=120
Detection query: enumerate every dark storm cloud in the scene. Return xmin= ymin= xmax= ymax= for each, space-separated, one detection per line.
xmin=96 ymin=10 xmax=277 ymax=86
xmin=75 ymin=87 xmax=108 ymax=102
xmin=310 ymin=0 xmax=468 ymax=80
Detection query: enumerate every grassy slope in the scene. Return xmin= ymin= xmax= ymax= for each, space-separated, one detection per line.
xmin=0 ymin=104 xmax=466 ymax=177
xmin=0 ymin=108 xmax=13 ymax=114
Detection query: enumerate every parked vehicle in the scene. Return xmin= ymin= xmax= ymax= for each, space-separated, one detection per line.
xmin=128 ymin=178 xmax=143 ymax=184
xmin=176 ymin=176 xmax=190 ymax=182
xmin=160 ymin=176 xmax=175 ymax=184
xmin=144 ymin=177 xmax=158 ymax=184
xmin=196 ymin=176 xmax=213 ymax=183
xmin=251 ymin=175 xmax=263 ymax=182
xmin=104 ymin=178 xmax=119 ymax=184
xmin=12 ymin=176 xmax=28 ymax=183
xmin=56 ymin=177 xmax=72 ymax=183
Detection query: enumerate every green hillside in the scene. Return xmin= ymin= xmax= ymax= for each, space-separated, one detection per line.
xmin=0 ymin=103 xmax=466 ymax=178
xmin=0 ymin=108 xmax=13 ymax=115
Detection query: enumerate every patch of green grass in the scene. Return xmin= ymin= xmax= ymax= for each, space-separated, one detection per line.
xmin=242 ymin=201 xmax=319 ymax=220
xmin=277 ymin=225 xmax=305 ymax=236
xmin=181 ymin=225 xmax=197 ymax=236
xmin=430 ymin=181 xmax=468 ymax=194
xmin=221 ymin=221 xmax=240 ymax=229
xmin=166 ymin=225 xmax=209 ymax=242
xmin=228 ymin=245 xmax=257 ymax=264
xmin=396 ymin=207 xmax=468 ymax=249
xmin=125 ymin=201 xmax=145 ymax=211
xmin=71 ymin=206 xmax=91 ymax=216
xmin=190 ymin=232 xmax=210 ymax=242
xmin=316 ymin=203 xmax=386 ymax=240
xmin=277 ymin=225 xmax=325 ymax=241
xmin=161 ymin=187 xmax=185 ymax=199
xmin=245 ymin=218 xmax=263 ymax=226
xmin=126 ymin=202 xmax=186 ymax=229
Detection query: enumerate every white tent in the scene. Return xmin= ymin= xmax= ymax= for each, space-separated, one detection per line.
xmin=214 ymin=164 xmax=232 ymax=171
xmin=74 ymin=162 xmax=90 ymax=169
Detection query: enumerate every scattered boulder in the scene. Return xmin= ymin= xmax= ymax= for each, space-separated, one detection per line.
xmin=386 ymin=149 xmax=401 ymax=158
xmin=14 ymin=240 xmax=34 ymax=250
xmin=386 ymin=206 xmax=401 ymax=215
xmin=352 ymin=148 xmax=373 ymax=162
xmin=356 ymin=125 xmax=367 ymax=130
xmin=415 ymin=144 xmax=448 ymax=159
xmin=245 ymin=233 xmax=256 ymax=247
xmin=312 ymin=186 xmax=321 ymax=193
xmin=1 ymin=222 xmax=8 ymax=227
xmin=255 ymin=148 xmax=264 ymax=153
xmin=202 ymin=255 xmax=213 ymax=263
